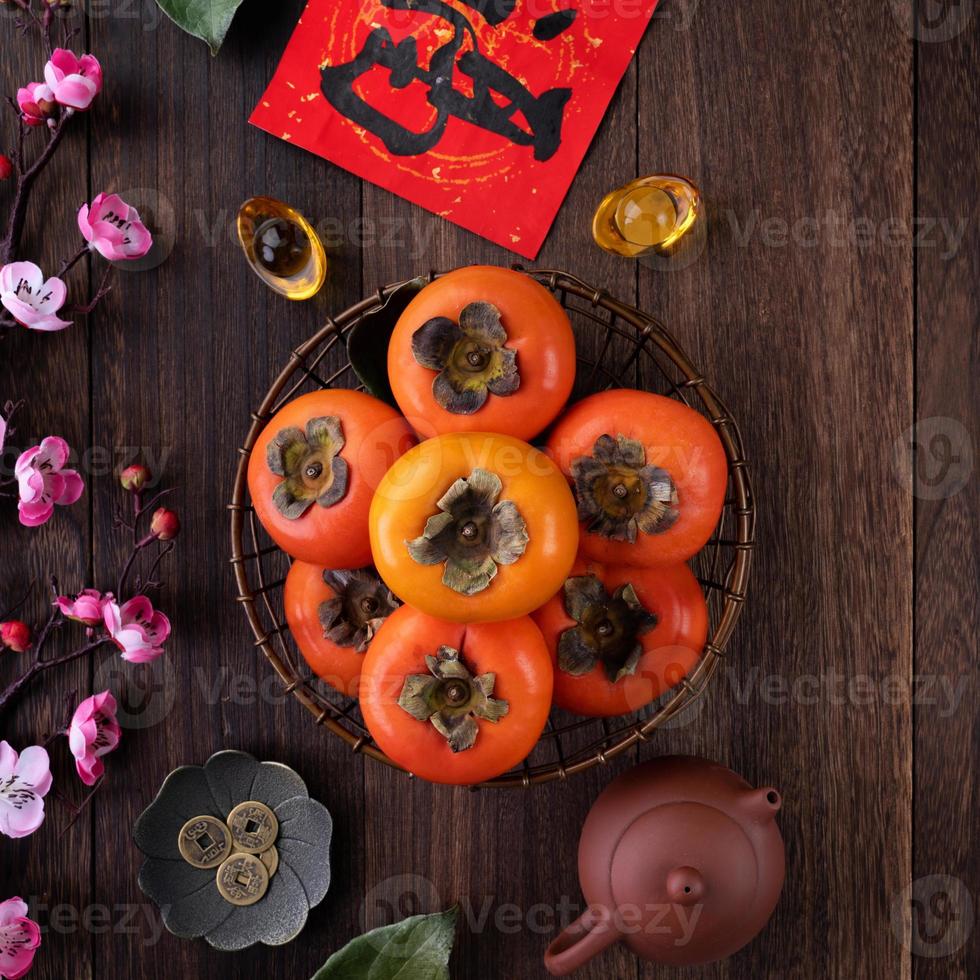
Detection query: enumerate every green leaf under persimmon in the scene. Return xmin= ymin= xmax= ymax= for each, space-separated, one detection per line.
xmin=155 ymin=0 xmax=245 ymax=55
xmin=310 ymin=907 xmax=457 ymax=980
xmin=347 ymin=276 xmax=427 ymax=407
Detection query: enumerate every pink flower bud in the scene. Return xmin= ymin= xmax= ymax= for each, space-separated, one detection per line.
xmin=150 ymin=507 xmax=180 ymax=541
xmin=0 ymin=620 xmax=32 ymax=653
xmin=16 ymin=82 xmax=57 ymax=127
xmin=120 ymin=464 xmax=151 ymax=492
xmin=0 ymin=156 xmax=12 ymax=181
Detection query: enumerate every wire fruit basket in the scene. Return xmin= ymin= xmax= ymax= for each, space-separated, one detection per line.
xmin=230 ymin=268 xmax=755 ymax=788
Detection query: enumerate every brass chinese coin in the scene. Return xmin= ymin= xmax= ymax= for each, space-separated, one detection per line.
xmin=227 ymin=801 xmax=279 ymax=853
xmin=215 ymin=852 xmax=269 ymax=907
xmin=258 ymin=844 xmax=279 ymax=879
xmin=177 ymin=816 xmax=232 ymax=870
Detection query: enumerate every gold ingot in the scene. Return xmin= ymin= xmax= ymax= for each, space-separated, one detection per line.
xmin=177 ymin=816 xmax=232 ymax=870
xmin=215 ymin=852 xmax=270 ymax=907
xmin=237 ymin=197 xmax=327 ymax=301
xmin=592 ymin=175 xmax=701 ymax=258
xmin=227 ymin=801 xmax=279 ymax=854
xmin=259 ymin=844 xmax=279 ymax=879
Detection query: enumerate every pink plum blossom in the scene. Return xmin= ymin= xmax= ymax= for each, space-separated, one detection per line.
xmin=14 ymin=436 xmax=84 ymax=528
xmin=0 ymin=898 xmax=40 ymax=979
xmin=103 ymin=596 xmax=170 ymax=663
xmin=0 ymin=262 xmax=72 ymax=332
xmin=56 ymin=589 xmax=113 ymax=626
xmin=67 ymin=691 xmax=121 ymax=787
xmin=43 ymin=49 xmax=102 ymax=111
xmin=0 ymin=742 xmax=52 ymax=840
xmin=16 ymin=82 xmax=56 ymax=127
xmin=77 ymin=193 xmax=152 ymax=262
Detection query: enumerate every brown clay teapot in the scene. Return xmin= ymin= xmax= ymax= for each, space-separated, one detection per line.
xmin=545 ymin=755 xmax=784 ymax=975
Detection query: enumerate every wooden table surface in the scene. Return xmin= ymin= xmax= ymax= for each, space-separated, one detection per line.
xmin=1 ymin=1 xmax=976 ymax=978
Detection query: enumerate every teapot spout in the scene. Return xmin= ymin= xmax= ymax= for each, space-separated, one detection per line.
xmin=740 ymin=786 xmax=781 ymax=822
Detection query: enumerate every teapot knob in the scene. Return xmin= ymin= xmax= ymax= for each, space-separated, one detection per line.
xmin=666 ymin=866 xmax=705 ymax=906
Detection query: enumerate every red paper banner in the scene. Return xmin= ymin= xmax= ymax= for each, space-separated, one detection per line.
xmin=250 ymin=0 xmax=659 ymax=259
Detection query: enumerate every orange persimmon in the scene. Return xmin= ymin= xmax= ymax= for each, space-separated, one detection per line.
xmin=360 ymin=606 xmax=554 ymax=785
xmin=369 ymin=431 xmax=579 ymax=622
xmin=532 ymin=559 xmax=707 ymax=717
xmin=283 ymin=561 xmax=400 ymax=697
xmin=387 ymin=266 xmax=576 ymax=441
xmin=248 ymin=389 xmax=415 ymax=567
xmin=546 ymin=389 xmax=728 ymax=566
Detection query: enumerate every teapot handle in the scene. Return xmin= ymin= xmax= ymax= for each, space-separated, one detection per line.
xmin=544 ymin=905 xmax=620 ymax=976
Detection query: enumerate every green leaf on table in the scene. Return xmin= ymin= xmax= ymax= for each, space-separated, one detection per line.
xmin=347 ymin=276 xmax=427 ymax=407
xmin=155 ymin=0 xmax=246 ymax=55
xmin=311 ymin=907 xmax=457 ymax=980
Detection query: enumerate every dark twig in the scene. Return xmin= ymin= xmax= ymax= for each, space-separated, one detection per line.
xmin=0 ymin=636 xmax=111 ymax=717
xmin=139 ymin=486 xmax=177 ymax=515
xmin=69 ymin=263 xmax=114 ymax=315
xmin=0 ymin=118 xmax=71 ymax=265
xmin=0 ymin=579 xmax=37 ymax=621
xmin=57 ymin=244 xmax=89 ymax=278
xmin=137 ymin=541 xmax=175 ymax=596
xmin=60 ymin=779 xmax=105 ymax=836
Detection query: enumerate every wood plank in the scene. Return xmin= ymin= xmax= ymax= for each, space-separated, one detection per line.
xmin=913 ymin=10 xmax=979 ymax=980
xmin=0 ymin=8 xmax=94 ymax=979
xmin=636 ymin=2 xmax=914 ymax=978
xmin=356 ymin=34 xmax=643 ymax=980
xmin=83 ymin=2 xmax=365 ymax=976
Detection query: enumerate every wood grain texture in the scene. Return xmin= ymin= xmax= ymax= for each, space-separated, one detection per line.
xmin=913 ymin=7 xmax=979 ymax=980
xmin=0 ymin=0 xmax=974 ymax=978
xmin=637 ymin=3 xmax=917 ymax=979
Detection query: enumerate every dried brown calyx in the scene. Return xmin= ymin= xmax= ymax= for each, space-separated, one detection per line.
xmin=318 ymin=567 xmax=400 ymax=653
xmin=266 ymin=416 xmax=348 ymax=520
xmin=570 ymin=433 xmax=678 ymax=542
xmin=411 ymin=301 xmax=520 ymax=414
xmin=406 ymin=468 xmax=528 ymax=596
xmin=558 ymin=574 xmax=658 ymax=682
xmin=397 ymin=645 xmax=510 ymax=752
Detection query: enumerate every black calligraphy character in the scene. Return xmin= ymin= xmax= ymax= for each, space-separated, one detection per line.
xmin=321 ymin=0 xmax=574 ymax=162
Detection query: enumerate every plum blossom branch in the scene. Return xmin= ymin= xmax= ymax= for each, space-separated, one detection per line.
xmin=0 ymin=30 xmax=153 ymax=335
xmin=0 ymin=117 xmax=71 ymax=265
xmin=7 ymin=0 xmax=78 ymax=57
xmin=0 ymin=461 xmax=180 ymax=718
xmin=0 ymin=457 xmax=177 ymax=856
xmin=68 ymin=262 xmax=113 ymax=315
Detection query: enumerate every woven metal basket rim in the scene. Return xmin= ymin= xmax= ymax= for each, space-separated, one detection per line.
xmin=229 ymin=267 xmax=755 ymax=789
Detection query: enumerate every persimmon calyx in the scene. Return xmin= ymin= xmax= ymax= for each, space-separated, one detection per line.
xmin=397 ymin=645 xmax=510 ymax=753
xmin=406 ymin=467 xmax=529 ymax=596
xmin=318 ymin=567 xmax=400 ymax=653
xmin=558 ymin=574 xmax=658 ymax=683
xmin=411 ymin=301 xmax=520 ymax=415
xmin=266 ymin=415 xmax=349 ymax=519
xmin=570 ymin=433 xmax=679 ymax=542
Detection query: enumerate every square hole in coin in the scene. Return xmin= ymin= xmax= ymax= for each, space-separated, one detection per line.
xmin=197 ymin=833 xmax=215 ymax=852
xmin=245 ymin=819 xmax=261 ymax=834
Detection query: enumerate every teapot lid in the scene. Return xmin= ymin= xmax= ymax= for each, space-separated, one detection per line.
xmin=609 ymin=801 xmax=760 ymax=954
